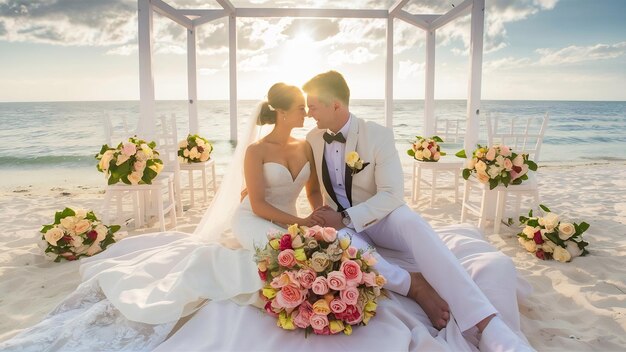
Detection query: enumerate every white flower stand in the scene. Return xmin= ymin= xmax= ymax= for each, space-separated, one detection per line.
xmin=179 ymin=159 xmax=217 ymax=208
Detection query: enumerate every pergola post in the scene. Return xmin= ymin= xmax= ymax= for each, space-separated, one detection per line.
xmin=464 ymin=0 xmax=485 ymax=153
xmin=228 ymin=14 xmax=238 ymax=141
xmin=137 ymin=0 xmax=156 ymax=140
xmin=424 ymin=29 xmax=436 ymax=137
xmin=384 ymin=16 xmax=394 ymax=129
xmin=187 ymin=27 xmax=199 ymax=135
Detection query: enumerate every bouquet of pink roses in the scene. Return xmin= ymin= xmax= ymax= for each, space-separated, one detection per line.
xmin=407 ymin=135 xmax=446 ymax=162
xmin=255 ymin=224 xmax=385 ymax=336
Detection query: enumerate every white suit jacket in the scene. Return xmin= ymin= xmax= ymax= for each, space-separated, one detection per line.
xmin=306 ymin=115 xmax=405 ymax=233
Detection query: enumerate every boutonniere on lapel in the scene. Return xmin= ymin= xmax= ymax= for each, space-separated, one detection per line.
xmin=346 ymin=151 xmax=370 ymax=176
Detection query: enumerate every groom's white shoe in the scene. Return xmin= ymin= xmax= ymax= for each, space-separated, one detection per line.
xmin=478 ymin=316 xmax=534 ymax=352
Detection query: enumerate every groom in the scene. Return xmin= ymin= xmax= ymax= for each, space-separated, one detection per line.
xmin=304 ymin=71 xmax=532 ymax=351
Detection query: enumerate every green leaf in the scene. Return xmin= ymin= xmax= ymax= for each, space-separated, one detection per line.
xmin=432 ymin=136 xmax=443 ymax=143
xmin=539 ymin=204 xmax=551 ymax=213
xmin=519 ymin=215 xmax=529 ymax=224
xmin=86 ymin=212 xmax=98 ymax=222
xmin=98 ymin=144 xmax=110 ymax=155
xmin=526 ymin=160 xmax=538 ymax=171
xmin=54 ymin=207 xmax=76 ymax=224
xmin=407 ymin=149 xmax=415 ymax=157
xmin=440 ymin=151 xmax=447 ymax=156
xmin=489 ymin=178 xmax=498 ymax=190
xmin=545 ymin=231 xmax=565 ymax=247
xmin=462 ymin=168 xmax=471 ymax=180
xmin=108 ymin=175 xmax=120 ymax=185
xmin=455 ymin=149 xmax=467 ymax=158
xmin=526 ymin=219 xmax=539 ymax=227
xmin=108 ymin=224 xmax=121 ymax=234
xmin=148 ymin=141 xmax=157 ymax=149
xmin=142 ymin=167 xmax=157 ymax=184
xmin=40 ymin=224 xmax=54 ymax=233
xmin=577 ymin=221 xmax=590 ymax=233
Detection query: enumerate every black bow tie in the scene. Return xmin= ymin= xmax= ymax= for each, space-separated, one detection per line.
xmin=323 ymin=132 xmax=346 ymax=144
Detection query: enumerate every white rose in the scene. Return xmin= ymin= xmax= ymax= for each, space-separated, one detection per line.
xmin=421 ymin=141 xmax=429 ymax=149
xmin=74 ymin=208 xmax=87 ymax=219
xmin=95 ymin=224 xmax=108 ymax=242
xmin=522 ymin=239 xmax=537 ymax=253
xmin=423 ymin=148 xmax=432 ymax=159
xmin=60 ymin=216 xmax=76 ymax=231
xmin=512 ymin=154 xmax=524 ymax=167
xmin=74 ymin=244 xmax=90 ymax=255
xmin=558 ymin=222 xmax=575 ymax=240
xmin=466 ymin=158 xmax=476 ymax=169
xmin=475 ymin=160 xmax=487 ymax=172
xmin=195 ymin=138 xmax=205 ymax=146
xmin=178 ymin=140 xmax=188 ymax=149
xmin=74 ymin=219 xmax=91 ymax=234
xmin=488 ymin=166 xmax=502 ymax=179
xmin=565 ymin=241 xmax=583 ymax=258
xmin=415 ymin=150 xmax=424 ymax=160
xmin=136 ymin=150 xmax=148 ymax=161
xmin=44 ymin=227 xmax=64 ymax=246
xmin=98 ymin=150 xmax=114 ymax=171
xmin=128 ymin=171 xmax=142 ymax=185
xmin=200 ymin=150 xmax=210 ymax=161
xmin=542 ymin=242 xmax=555 ymax=253
xmin=345 ymin=151 xmax=360 ymax=167
xmin=542 ymin=212 xmax=559 ymax=231
xmin=86 ymin=243 xmax=102 ymax=256
xmin=553 ymin=246 xmax=572 ymax=263
xmin=71 ymin=235 xmax=84 ymax=247
xmin=522 ymin=225 xmax=538 ymax=238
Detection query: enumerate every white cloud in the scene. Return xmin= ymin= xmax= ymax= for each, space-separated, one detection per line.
xmin=239 ymin=53 xmax=269 ymax=72
xmin=536 ymin=42 xmax=626 ymax=65
xmin=327 ymin=46 xmax=377 ymax=66
xmin=397 ymin=60 xmax=424 ymax=79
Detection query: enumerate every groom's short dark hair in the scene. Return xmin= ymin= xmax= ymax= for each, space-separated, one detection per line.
xmin=303 ymin=70 xmax=350 ymax=106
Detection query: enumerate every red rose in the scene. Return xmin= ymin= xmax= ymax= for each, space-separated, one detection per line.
xmin=313 ymin=326 xmax=330 ymax=335
xmin=533 ymin=231 xmax=544 ymax=244
xmin=87 ymin=230 xmax=98 ymax=241
xmin=279 ymin=234 xmax=292 ymax=251
xmin=258 ymin=269 xmax=267 ymax=281
xmin=535 ymin=249 xmax=546 ymax=260
xmin=197 ymin=146 xmax=204 ymax=153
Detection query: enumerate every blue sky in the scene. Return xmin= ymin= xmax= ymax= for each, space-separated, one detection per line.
xmin=0 ymin=0 xmax=624 ymax=102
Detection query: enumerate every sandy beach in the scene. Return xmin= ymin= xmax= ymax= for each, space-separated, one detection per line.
xmin=0 ymin=158 xmax=625 ymax=351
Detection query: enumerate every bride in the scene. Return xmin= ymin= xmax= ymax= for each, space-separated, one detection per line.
xmin=1 ymin=83 xmax=530 ymax=351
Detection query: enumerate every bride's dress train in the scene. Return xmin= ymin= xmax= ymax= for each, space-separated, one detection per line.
xmin=1 ymin=162 xmax=528 ymax=351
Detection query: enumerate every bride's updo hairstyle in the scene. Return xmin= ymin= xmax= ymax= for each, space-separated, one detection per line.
xmin=257 ymin=83 xmax=302 ymax=125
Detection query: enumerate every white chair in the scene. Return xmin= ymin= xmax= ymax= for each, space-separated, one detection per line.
xmin=102 ymin=113 xmax=131 ymax=146
xmin=101 ymin=116 xmax=180 ymax=231
xmin=461 ymin=112 xmax=549 ymax=233
xmin=155 ymin=114 xmax=184 ymax=217
xmin=411 ymin=117 xmax=465 ymax=206
xmin=179 ymin=158 xmax=217 ymax=208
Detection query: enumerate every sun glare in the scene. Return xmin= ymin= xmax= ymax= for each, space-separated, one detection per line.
xmin=276 ymin=33 xmax=324 ymax=86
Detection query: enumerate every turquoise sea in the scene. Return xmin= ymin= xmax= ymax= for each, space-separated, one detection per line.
xmin=0 ymin=100 xmax=624 ymax=187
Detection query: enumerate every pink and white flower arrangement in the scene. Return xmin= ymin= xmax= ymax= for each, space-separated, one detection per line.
xmin=456 ymin=144 xmax=538 ymax=190
xmin=255 ymin=224 xmax=385 ymax=336
xmin=407 ymin=136 xmax=446 ymax=162
xmin=517 ymin=204 xmax=590 ymax=262
xmin=95 ymin=136 xmax=163 ymax=185
xmin=178 ymin=134 xmax=213 ymax=163
xmin=40 ymin=207 xmax=120 ymax=262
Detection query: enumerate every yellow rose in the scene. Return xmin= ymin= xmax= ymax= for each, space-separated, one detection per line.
xmin=278 ymin=311 xmax=296 ymax=330
xmin=345 ymin=151 xmax=360 ymax=167
xmin=269 ymin=239 xmax=280 ymax=250
xmin=178 ymin=140 xmax=188 ymax=149
xmin=312 ymin=299 xmax=331 ymax=315
xmin=74 ymin=208 xmax=87 ymax=219
xmin=195 ymin=138 xmax=205 ymax=146
xmin=288 ymin=224 xmax=300 ymax=237
xmin=364 ymin=300 xmax=377 ymax=312
xmin=257 ymin=261 xmax=267 ymax=272
xmin=553 ymin=245 xmax=572 ymax=263
xmin=149 ymin=161 xmax=164 ymax=175
xmin=44 ymin=227 xmax=64 ymax=246
xmin=329 ymin=320 xmax=345 ymax=334
xmin=522 ymin=239 xmax=536 ymax=253
xmin=375 ymin=275 xmax=386 ymax=287
xmin=262 ymin=287 xmax=277 ymax=299
xmin=339 ymin=236 xmax=351 ymax=250
xmin=362 ymin=310 xmax=375 ymax=325
xmin=294 ymin=248 xmax=307 ymax=261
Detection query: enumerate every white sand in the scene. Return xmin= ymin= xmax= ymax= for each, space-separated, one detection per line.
xmin=1 ymin=160 xmax=625 ymax=351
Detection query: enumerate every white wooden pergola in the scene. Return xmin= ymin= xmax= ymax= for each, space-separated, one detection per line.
xmin=137 ymin=0 xmax=485 ymax=153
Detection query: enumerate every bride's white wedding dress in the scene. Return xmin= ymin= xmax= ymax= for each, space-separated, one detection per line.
xmin=1 ymin=162 xmax=522 ymax=351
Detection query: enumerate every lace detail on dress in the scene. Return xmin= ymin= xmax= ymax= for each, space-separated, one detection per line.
xmin=0 ymin=278 xmax=175 ymax=352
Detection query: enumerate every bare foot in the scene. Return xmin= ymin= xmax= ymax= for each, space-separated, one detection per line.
xmin=408 ymin=272 xmax=450 ymax=330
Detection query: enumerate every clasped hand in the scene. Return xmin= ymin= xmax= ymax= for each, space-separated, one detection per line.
xmin=303 ymin=205 xmax=344 ymax=229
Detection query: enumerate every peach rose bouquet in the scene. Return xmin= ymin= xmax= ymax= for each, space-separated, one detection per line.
xmin=456 ymin=144 xmax=538 ymax=190
xmin=40 ymin=207 xmax=120 ymax=262
xmin=95 ymin=136 xmax=163 ymax=185
xmin=178 ymin=134 xmax=213 ymax=163
xmin=517 ymin=204 xmax=590 ymax=262
xmin=407 ymin=135 xmax=446 ymax=162
xmin=254 ymin=224 xmax=385 ymax=336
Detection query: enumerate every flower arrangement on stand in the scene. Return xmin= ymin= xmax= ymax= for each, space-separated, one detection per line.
xmin=255 ymin=224 xmax=385 ymax=336
xmin=95 ymin=136 xmax=164 ymax=185
xmin=40 ymin=207 xmax=120 ymax=262
xmin=455 ymin=144 xmax=538 ymax=190
xmin=517 ymin=204 xmax=590 ymax=262
xmin=178 ymin=134 xmax=213 ymax=163
xmin=407 ymin=136 xmax=446 ymax=162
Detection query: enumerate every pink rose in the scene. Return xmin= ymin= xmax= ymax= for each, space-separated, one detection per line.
xmin=340 ymin=260 xmax=363 ymax=284
xmin=264 ymin=301 xmax=279 ymax=318
xmin=277 ymin=249 xmax=296 ymax=268
xmin=310 ymin=314 xmax=329 ymax=331
xmin=346 ymin=246 xmax=358 ymax=259
xmin=512 ymin=154 xmax=524 ymax=167
xmin=321 ymin=227 xmax=337 ymax=242
xmin=326 ymin=271 xmax=347 ymax=291
xmin=313 ymin=326 xmax=331 ymax=335
xmin=329 ymin=299 xmax=347 ymax=314
xmin=340 ymin=287 xmax=359 ymax=306
xmin=503 ymin=158 xmax=513 ymax=171
xmin=297 ymin=268 xmax=317 ymax=289
xmin=361 ymin=271 xmax=377 ymax=287
xmin=134 ymin=159 xmax=146 ymax=171
xmin=275 ymin=284 xmax=306 ymax=309
xmin=336 ymin=304 xmax=363 ymax=325
xmin=121 ymin=142 xmax=137 ymax=156
xmin=311 ymin=276 xmax=329 ymax=295
xmin=293 ymin=309 xmax=311 ymax=329
xmin=304 ymin=226 xmax=319 ymax=238
xmin=485 ymin=147 xmax=496 ymax=161
xmin=500 ymin=145 xmax=511 ymax=157
xmin=279 ymin=234 xmax=292 ymax=251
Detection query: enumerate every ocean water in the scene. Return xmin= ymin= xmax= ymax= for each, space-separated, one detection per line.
xmin=0 ymin=100 xmax=624 ymax=187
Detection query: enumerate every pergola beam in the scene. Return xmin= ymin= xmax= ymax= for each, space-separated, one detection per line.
xmin=192 ymin=10 xmax=228 ymax=26
xmin=430 ymin=0 xmax=472 ymax=30
xmin=394 ymin=10 xmax=431 ymax=31
xmin=389 ymin=0 xmax=410 ymax=16
xmin=216 ymin=0 xmax=236 ymax=14
xmin=236 ymin=8 xmax=389 ymax=19
xmin=150 ymin=0 xmax=193 ymax=29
